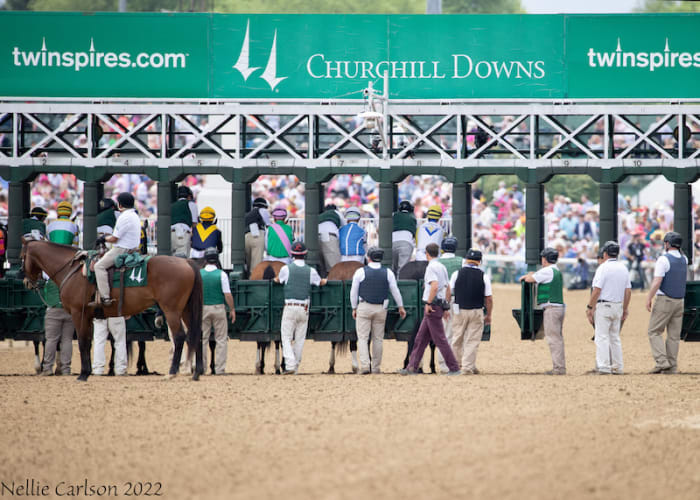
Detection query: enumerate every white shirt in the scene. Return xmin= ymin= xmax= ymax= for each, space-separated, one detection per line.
xmin=204 ymin=264 xmax=231 ymax=294
xmin=592 ymin=258 xmax=631 ymax=302
xmin=278 ymin=259 xmax=322 ymax=303
xmin=422 ymin=259 xmax=449 ymax=302
xmin=653 ymin=249 xmax=688 ymax=296
xmin=349 ymin=262 xmax=403 ymax=309
xmin=449 ymin=264 xmax=492 ymax=297
xmin=112 ymin=209 xmax=140 ymax=250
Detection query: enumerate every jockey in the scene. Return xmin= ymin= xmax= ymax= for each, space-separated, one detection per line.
xmin=92 ymin=196 xmax=128 ymax=375
xmin=190 ymin=206 xmax=223 ymax=259
xmin=415 ymin=204 xmax=445 ymax=261
xmin=318 ymin=203 xmax=345 ymax=275
xmin=339 ymin=207 xmax=366 ymax=263
xmin=392 ymin=200 xmax=417 ymax=272
xmin=170 ymin=185 xmax=198 ymax=257
xmin=245 ymin=197 xmax=271 ymax=272
xmin=90 ymin=192 xmax=141 ymax=307
xmin=47 ymin=201 xmax=79 ymax=247
xmin=265 ymin=207 xmax=293 ymax=264
xmin=97 ymin=198 xmax=118 ymax=239
xmin=23 ymin=206 xmax=48 ymax=240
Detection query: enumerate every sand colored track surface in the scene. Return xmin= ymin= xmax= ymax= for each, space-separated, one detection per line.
xmin=2 ymin=284 xmax=700 ymax=500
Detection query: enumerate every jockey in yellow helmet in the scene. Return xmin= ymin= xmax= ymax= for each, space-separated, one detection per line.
xmin=416 ymin=204 xmax=444 ymax=261
xmin=190 ymin=206 xmax=222 ymax=259
xmin=47 ymin=201 xmax=79 ymax=246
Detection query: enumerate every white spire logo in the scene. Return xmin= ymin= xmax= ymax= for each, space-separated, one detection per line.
xmin=233 ymin=20 xmax=259 ymax=81
xmin=260 ymin=30 xmax=287 ymax=91
xmin=232 ymin=20 xmax=287 ymax=91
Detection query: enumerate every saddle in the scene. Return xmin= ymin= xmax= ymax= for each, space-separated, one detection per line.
xmin=84 ymin=250 xmax=150 ymax=315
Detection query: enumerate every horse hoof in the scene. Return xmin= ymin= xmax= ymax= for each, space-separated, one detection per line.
xmin=192 ymin=372 xmax=200 ymax=381
xmin=76 ymin=374 xmax=88 ymax=382
xmin=34 ymin=361 xmax=41 ymax=374
xmin=255 ymin=367 xmax=263 ymax=375
xmin=326 ymin=366 xmax=335 ymax=374
xmin=163 ymin=373 xmax=176 ymax=381
xmin=351 ymin=366 xmax=359 ymax=374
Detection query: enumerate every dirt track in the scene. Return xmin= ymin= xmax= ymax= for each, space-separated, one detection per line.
xmin=1 ymin=284 xmax=700 ymax=500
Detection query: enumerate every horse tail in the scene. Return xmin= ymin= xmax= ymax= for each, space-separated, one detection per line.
xmin=186 ymin=261 xmax=204 ymax=351
xmin=262 ymin=264 xmax=276 ymax=280
xmin=336 ymin=340 xmax=349 ymax=355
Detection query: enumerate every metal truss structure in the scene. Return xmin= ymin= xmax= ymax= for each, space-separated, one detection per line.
xmin=1 ymin=99 xmax=699 ymax=171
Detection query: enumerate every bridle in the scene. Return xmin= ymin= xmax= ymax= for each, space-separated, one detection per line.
xmin=22 ymin=241 xmax=84 ymax=298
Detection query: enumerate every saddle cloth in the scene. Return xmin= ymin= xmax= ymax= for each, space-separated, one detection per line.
xmin=85 ymin=252 xmax=150 ymax=288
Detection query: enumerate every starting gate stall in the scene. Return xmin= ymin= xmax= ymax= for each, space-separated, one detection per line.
xmin=1 ymin=12 xmax=700 ymax=347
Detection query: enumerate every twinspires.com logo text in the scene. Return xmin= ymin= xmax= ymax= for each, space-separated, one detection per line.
xmin=11 ymin=38 xmax=189 ymax=72
xmin=587 ymin=38 xmax=700 ymax=72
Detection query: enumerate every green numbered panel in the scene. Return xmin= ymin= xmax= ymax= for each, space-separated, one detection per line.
xmin=231 ymin=280 xmax=272 ymax=340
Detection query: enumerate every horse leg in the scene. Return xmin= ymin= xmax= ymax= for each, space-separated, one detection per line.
xmin=255 ymin=342 xmax=265 ymax=374
xmin=192 ymin=333 xmax=204 ymax=381
xmin=209 ymin=337 xmax=216 ymax=375
xmin=429 ymin=342 xmax=436 ymax=374
xmin=168 ymin=331 xmax=186 ymax=378
xmin=136 ymin=341 xmax=149 ymax=375
xmin=328 ymin=342 xmax=336 ymax=374
xmin=72 ymin=316 xmax=93 ymax=382
xmin=107 ymin=333 xmax=115 ymax=376
xmin=350 ymin=340 xmax=359 ymax=374
xmin=274 ymin=341 xmax=282 ymax=374
xmin=33 ymin=340 xmax=42 ymax=374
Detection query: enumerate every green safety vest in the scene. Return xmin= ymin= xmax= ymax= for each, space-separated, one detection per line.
xmin=171 ymin=199 xmax=192 ymax=227
xmin=537 ymin=266 xmax=564 ymax=305
xmin=393 ymin=211 xmax=417 ymax=234
xmin=43 ymin=280 xmax=62 ymax=308
xmin=439 ymin=256 xmax=463 ymax=277
xmin=284 ymin=264 xmax=311 ymax=301
xmin=22 ymin=218 xmax=46 ymax=237
xmin=319 ymin=209 xmax=341 ymax=228
xmin=267 ymin=223 xmax=293 ymax=258
xmin=201 ymin=268 xmax=225 ymax=305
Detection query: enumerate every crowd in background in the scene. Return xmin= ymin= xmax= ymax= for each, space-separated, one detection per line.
xmin=3 ymin=172 xmax=700 ymax=284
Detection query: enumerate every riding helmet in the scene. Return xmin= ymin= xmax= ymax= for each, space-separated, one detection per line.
xmin=99 ymin=198 xmax=116 ymax=213
xmin=441 ymin=236 xmax=458 ymax=253
xmin=427 ymin=204 xmax=443 ymax=220
xmin=177 ymin=185 xmax=193 ymax=199
xmin=271 ymin=207 xmax=287 ymax=219
xmin=345 ymin=207 xmax=361 ymax=221
xmin=29 ymin=206 xmax=48 ymax=220
xmin=466 ymin=248 xmax=483 ymax=262
xmin=253 ymin=197 xmax=268 ymax=209
xmin=117 ymin=192 xmax=135 ymax=209
xmin=663 ymin=231 xmax=683 ymax=249
xmin=56 ymin=201 xmax=73 ymax=217
xmin=367 ymin=247 xmax=384 ymax=262
xmin=540 ymin=247 xmax=559 ymax=264
xmin=204 ymin=247 xmax=219 ymax=263
xmin=199 ymin=206 xmax=216 ymax=223
xmin=601 ymin=240 xmax=620 ymax=258
xmin=398 ymin=200 xmax=414 ymax=213
xmin=290 ymin=241 xmax=307 ymax=257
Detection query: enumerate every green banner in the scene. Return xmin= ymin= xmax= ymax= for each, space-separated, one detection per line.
xmin=0 ymin=12 xmax=698 ymax=100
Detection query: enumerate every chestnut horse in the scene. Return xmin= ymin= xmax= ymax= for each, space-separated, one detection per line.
xmin=249 ymin=261 xmax=286 ymax=374
xmin=326 ymin=260 xmax=364 ymax=374
xmin=21 ymin=239 xmax=203 ymax=381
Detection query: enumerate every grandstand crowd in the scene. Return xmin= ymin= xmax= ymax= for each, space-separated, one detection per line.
xmin=2 ymin=172 xmax=700 ymax=285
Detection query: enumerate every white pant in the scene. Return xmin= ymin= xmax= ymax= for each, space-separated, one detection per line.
xmin=92 ymin=317 xmax=127 ymax=375
xmin=355 ymin=302 xmax=387 ymax=373
xmin=280 ymin=305 xmax=309 ymax=371
xmin=594 ymin=302 xmax=624 ymax=373
xmin=341 ymin=255 xmax=364 ymax=263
